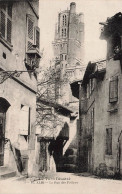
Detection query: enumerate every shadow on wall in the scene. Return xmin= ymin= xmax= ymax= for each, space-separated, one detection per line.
xmin=48 ymin=122 xmax=78 ymax=173
xmin=48 ymin=122 xmax=69 ymax=172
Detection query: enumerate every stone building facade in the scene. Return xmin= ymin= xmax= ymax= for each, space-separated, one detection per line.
xmin=71 ymin=13 xmax=122 ymax=177
xmin=0 ymin=0 xmax=40 ymax=177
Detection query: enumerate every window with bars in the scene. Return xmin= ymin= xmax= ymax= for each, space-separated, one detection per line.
xmin=0 ymin=3 xmax=12 ymax=44
xmin=106 ymin=128 xmax=112 ymax=155
xmin=109 ymin=76 xmax=118 ymax=103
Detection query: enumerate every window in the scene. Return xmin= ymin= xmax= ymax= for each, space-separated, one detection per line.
xmin=62 ymin=29 xmax=63 ymax=37
xmin=106 ymin=128 xmax=112 ymax=155
xmin=65 ymin=15 xmax=66 ymax=26
xmin=64 ymin=28 xmax=66 ymax=37
xmin=89 ymin=78 xmax=95 ymax=95
xmin=62 ymin=28 xmax=67 ymax=37
xmin=91 ymin=108 xmax=94 ymax=129
xmin=63 ymin=15 xmax=66 ymax=26
xmin=26 ymin=16 xmax=40 ymax=51
xmin=87 ymin=84 xmax=89 ymax=98
xmin=26 ymin=16 xmax=34 ymax=51
xmin=109 ymin=76 xmax=118 ymax=103
xmin=35 ymin=26 xmax=40 ymax=49
xmin=0 ymin=2 xmax=12 ymax=44
xmin=60 ymin=54 xmax=63 ymax=61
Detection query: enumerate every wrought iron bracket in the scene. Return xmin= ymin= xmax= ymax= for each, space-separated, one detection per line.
xmin=0 ymin=70 xmax=33 ymax=84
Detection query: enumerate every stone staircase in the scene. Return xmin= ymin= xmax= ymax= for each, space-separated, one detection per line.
xmin=0 ymin=166 xmax=26 ymax=181
xmin=62 ymin=148 xmax=78 ymax=173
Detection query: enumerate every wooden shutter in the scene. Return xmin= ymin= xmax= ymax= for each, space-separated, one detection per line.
xmin=1 ymin=11 xmax=5 ymax=38
xmin=109 ymin=76 xmax=118 ymax=103
xmin=35 ymin=26 xmax=40 ymax=49
xmin=27 ymin=16 xmax=34 ymax=51
xmin=19 ymin=106 xmax=30 ymax=135
xmin=7 ymin=18 xmax=12 ymax=43
xmin=106 ymin=128 xmax=112 ymax=155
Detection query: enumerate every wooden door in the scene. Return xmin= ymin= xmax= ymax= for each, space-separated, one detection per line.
xmin=0 ymin=113 xmax=5 ymax=166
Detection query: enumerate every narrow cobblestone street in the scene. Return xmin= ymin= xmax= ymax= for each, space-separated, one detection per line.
xmin=0 ymin=172 xmax=122 ymax=194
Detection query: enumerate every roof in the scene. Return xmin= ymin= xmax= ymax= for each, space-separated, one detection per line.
xmin=70 ymin=79 xmax=81 ymax=99
xmin=70 ymin=59 xmax=106 ymax=99
xmin=37 ymin=98 xmax=73 ymax=116
xmin=100 ymin=12 xmax=122 ymax=40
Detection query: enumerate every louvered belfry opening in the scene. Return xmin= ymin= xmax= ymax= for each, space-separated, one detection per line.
xmin=0 ymin=1 xmax=12 ymax=44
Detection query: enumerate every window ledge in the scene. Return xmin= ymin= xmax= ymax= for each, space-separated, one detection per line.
xmin=107 ymin=103 xmax=118 ymax=113
xmin=0 ymin=35 xmax=13 ymax=51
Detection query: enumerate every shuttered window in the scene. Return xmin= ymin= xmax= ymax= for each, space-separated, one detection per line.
xmin=35 ymin=26 xmax=40 ymax=49
xmin=109 ymin=76 xmax=118 ymax=103
xmin=26 ymin=16 xmax=34 ymax=51
xmin=7 ymin=18 xmax=12 ymax=43
xmin=1 ymin=11 xmax=5 ymax=38
xmin=106 ymin=128 xmax=112 ymax=155
xmin=26 ymin=16 xmax=40 ymax=51
xmin=28 ymin=18 xmax=33 ymax=40
xmin=0 ymin=3 xmax=12 ymax=44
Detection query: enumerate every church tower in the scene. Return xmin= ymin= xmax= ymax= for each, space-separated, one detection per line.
xmin=52 ymin=2 xmax=84 ymax=106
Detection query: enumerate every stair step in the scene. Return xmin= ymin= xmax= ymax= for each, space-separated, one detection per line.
xmin=62 ymin=164 xmax=77 ymax=173
xmin=0 ymin=171 xmax=16 ymax=179
xmin=0 ymin=166 xmax=8 ymax=173
xmin=65 ymin=148 xmax=77 ymax=156
xmin=0 ymin=167 xmax=16 ymax=179
xmin=63 ymin=155 xmax=77 ymax=164
xmin=7 ymin=175 xmax=26 ymax=182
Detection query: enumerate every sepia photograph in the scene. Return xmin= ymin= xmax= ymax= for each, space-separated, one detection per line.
xmin=0 ymin=0 xmax=122 ymax=193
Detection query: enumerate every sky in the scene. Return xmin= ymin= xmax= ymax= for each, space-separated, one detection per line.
xmin=39 ymin=0 xmax=122 ymax=66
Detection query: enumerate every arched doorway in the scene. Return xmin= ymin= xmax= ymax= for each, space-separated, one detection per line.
xmin=0 ymin=97 xmax=10 ymax=166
